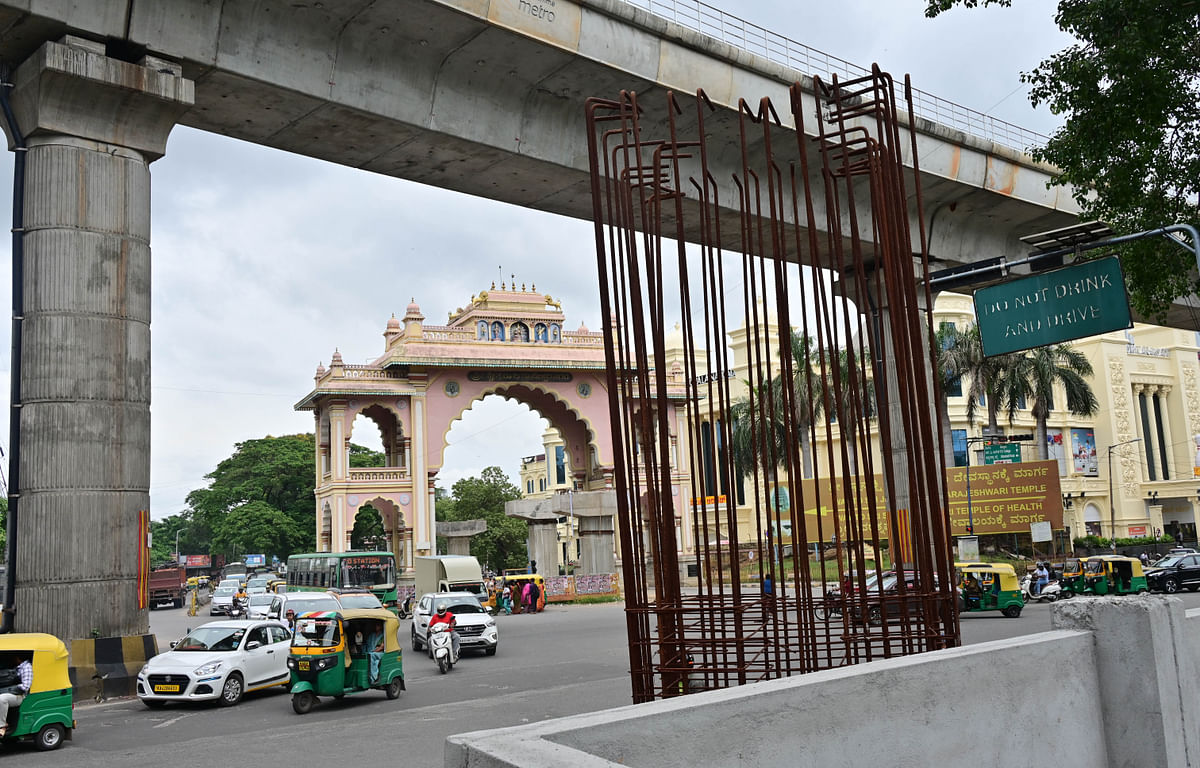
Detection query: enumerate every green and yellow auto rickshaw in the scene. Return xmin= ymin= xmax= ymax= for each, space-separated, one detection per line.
xmin=958 ymin=564 xmax=1023 ymax=618
xmin=287 ymin=608 xmax=404 ymax=714
xmin=1059 ymin=558 xmax=1086 ymax=596
xmin=1083 ymin=555 xmax=1148 ymax=595
xmin=0 ymin=633 xmax=74 ymax=750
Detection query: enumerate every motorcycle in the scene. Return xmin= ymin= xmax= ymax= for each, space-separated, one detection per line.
xmin=226 ymin=596 xmax=247 ymax=619
xmin=1020 ymin=574 xmax=1062 ymax=603
xmin=428 ymin=622 xmax=458 ymax=674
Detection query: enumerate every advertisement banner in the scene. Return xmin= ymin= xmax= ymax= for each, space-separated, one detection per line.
xmin=945 ymin=460 xmax=1063 ymax=536
xmin=1070 ymin=428 xmax=1098 ymax=476
xmin=245 ymin=554 xmax=266 ymax=567
xmin=1193 ymin=433 xmax=1200 ymax=478
xmin=1128 ymin=525 xmax=1147 ymax=537
xmin=185 ymin=555 xmax=212 ymax=567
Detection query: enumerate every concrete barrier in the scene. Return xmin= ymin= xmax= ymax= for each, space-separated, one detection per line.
xmin=447 ymin=597 xmax=1200 ymax=767
xmin=68 ymin=633 xmax=158 ymax=703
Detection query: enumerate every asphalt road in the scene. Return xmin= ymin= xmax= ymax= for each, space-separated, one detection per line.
xmin=13 ymin=591 xmax=1200 ymax=766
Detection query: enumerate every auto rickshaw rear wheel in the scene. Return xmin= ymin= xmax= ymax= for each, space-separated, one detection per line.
xmin=292 ymin=691 xmax=317 ymax=714
xmin=35 ymin=724 xmax=65 ymax=751
xmin=1002 ymin=606 xmax=1022 ymax=618
xmin=386 ymin=677 xmax=402 ymax=699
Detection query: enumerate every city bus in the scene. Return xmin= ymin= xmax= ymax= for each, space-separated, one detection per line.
xmin=286 ymin=552 xmax=399 ymax=609
xmin=221 ymin=561 xmax=248 ymax=586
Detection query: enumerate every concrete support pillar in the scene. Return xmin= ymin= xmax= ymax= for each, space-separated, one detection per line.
xmin=526 ymin=521 xmax=560 ymax=577
xmin=3 ymin=38 xmax=192 ymax=639
xmin=1053 ymin=596 xmax=1200 ymax=767
xmin=437 ymin=519 xmax=488 ymax=557
xmin=578 ymin=514 xmax=615 ymax=575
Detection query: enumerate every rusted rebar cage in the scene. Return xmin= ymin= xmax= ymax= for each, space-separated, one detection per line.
xmin=586 ymin=68 xmax=959 ymax=703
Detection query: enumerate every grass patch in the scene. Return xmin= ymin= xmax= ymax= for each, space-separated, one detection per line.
xmin=557 ymin=594 xmax=623 ymax=605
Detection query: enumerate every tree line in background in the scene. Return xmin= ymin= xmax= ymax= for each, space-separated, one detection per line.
xmin=150 ymin=434 xmax=529 ymax=572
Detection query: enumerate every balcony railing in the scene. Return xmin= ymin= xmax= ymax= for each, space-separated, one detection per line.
xmin=623 ymin=0 xmax=1049 ymax=153
xmin=348 ymin=468 xmax=411 ymax=482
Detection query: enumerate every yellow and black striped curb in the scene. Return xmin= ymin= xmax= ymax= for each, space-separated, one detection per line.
xmin=68 ymin=634 xmax=158 ymax=703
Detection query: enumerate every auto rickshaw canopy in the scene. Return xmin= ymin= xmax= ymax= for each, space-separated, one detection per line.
xmin=1086 ymin=554 xmax=1145 ymax=578
xmin=959 ymin=565 xmax=1020 ymax=592
xmin=340 ymin=608 xmax=401 ymax=654
xmin=0 ymin=632 xmax=70 ymax=694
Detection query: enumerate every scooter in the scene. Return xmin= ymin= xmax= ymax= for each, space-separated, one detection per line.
xmin=1020 ymin=574 xmax=1062 ymax=602
xmin=226 ymin=597 xmax=247 ymax=619
xmin=397 ymin=594 xmax=415 ymax=620
xmin=428 ymin=622 xmax=459 ymax=674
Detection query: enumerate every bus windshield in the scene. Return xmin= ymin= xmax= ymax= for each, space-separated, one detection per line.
xmin=341 ymin=555 xmax=395 ymax=588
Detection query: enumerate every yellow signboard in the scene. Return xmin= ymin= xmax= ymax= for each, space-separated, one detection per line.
xmin=795 ymin=475 xmax=891 ymax=542
xmin=945 ymin=460 xmax=1063 ymax=536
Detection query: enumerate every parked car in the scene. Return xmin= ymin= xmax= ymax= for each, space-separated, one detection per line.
xmin=136 ymin=620 xmax=292 ymax=707
xmin=210 ymin=586 xmax=237 ymax=616
xmin=411 ymin=592 xmax=498 ymax=656
xmin=1146 ymin=554 xmax=1200 ymax=593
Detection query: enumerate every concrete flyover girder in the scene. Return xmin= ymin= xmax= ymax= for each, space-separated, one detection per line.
xmin=0 ymin=0 xmax=1155 ymax=320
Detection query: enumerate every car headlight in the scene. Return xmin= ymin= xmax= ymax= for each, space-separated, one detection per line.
xmin=193 ymin=661 xmax=223 ymax=676
xmin=485 ymin=619 xmax=495 ymax=627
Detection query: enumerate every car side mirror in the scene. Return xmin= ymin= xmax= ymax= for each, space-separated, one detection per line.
xmin=170 ymin=641 xmax=178 ymax=649
xmin=268 ymin=611 xmax=279 ymax=619
xmin=246 ymin=641 xmax=262 ymax=650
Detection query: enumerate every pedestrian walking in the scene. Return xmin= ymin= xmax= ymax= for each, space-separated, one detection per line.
xmin=529 ymin=579 xmax=541 ymax=613
xmin=522 ymin=581 xmax=533 ymax=614
xmin=501 ymin=583 xmax=512 ymax=615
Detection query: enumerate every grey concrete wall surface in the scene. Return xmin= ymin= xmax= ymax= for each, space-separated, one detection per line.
xmin=447 ymin=597 xmax=1200 ymax=768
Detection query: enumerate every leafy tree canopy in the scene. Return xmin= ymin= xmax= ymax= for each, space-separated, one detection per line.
xmin=437 ymin=466 xmax=528 ymax=572
xmin=350 ymin=505 xmax=386 ymax=550
xmin=925 ymin=0 xmax=1200 ymax=320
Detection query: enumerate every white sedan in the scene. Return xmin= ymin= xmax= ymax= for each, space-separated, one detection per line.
xmin=137 ymin=620 xmax=291 ymax=707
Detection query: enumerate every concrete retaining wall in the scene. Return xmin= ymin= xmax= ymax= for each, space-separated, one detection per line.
xmin=447 ymin=597 xmax=1200 ymax=767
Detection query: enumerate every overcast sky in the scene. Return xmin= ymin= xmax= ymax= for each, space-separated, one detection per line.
xmin=0 ymin=0 xmax=1073 ymax=519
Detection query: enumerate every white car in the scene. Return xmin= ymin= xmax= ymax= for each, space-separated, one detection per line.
xmin=246 ymin=592 xmax=283 ymax=620
xmin=210 ymin=586 xmax=237 ymax=616
xmin=279 ymin=592 xmax=342 ymax=618
xmin=137 ymin=620 xmax=291 ymax=707
xmin=411 ymin=592 xmax=498 ymax=656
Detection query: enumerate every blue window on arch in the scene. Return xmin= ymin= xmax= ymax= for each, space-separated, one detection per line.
xmin=477 ymin=320 xmax=488 ymax=339
xmin=490 ymin=321 xmax=505 ymax=341
xmin=534 ymin=323 xmax=548 ymax=343
xmin=511 ymin=322 xmax=530 ymax=342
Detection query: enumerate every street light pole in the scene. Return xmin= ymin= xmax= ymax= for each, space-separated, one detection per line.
xmin=175 ymin=529 xmax=181 ymax=564
xmin=1108 ymin=438 xmax=1142 ymax=553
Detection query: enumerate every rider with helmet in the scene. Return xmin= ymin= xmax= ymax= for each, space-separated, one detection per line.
xmin=429 ymin=601 xmax=459 ymax=658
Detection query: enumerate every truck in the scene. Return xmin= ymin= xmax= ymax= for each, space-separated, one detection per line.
xmin=414 ymin=555 xmax=487 ymax=600
xmin=148 ymin=565 xmax=187 ymax=609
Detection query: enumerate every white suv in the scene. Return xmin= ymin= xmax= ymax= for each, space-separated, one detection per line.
xmin=411 ymin=592 xmax=498 ymax=656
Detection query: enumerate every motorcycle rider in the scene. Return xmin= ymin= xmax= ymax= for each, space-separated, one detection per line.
xmin=429 ymin=601 xmax=460 ymax=660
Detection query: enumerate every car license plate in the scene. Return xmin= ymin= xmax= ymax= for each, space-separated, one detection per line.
xmin=153 ymin=684 xmax=180 ymax=693
xmin=299 ymin=660 xmax=310 ymax=671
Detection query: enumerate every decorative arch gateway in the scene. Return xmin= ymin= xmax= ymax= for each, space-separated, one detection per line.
xmin=295 ymin=284 xmax=694 ymax=571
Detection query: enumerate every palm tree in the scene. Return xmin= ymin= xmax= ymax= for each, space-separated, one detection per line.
xmin=729 ymin=329 xmax=824 ymax=479
xmin=1004 ymin=344 xmax=1098 ymax=460
xmin=938 ymin=323 xmax=1022 ymax=436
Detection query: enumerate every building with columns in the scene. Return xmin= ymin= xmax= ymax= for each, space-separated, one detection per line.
xmin=935 ymin=292 xmax=1200 ymax=545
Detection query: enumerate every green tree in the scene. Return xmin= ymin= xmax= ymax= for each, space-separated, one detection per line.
xmin=349 ymin=444 xmax=385 ymax=468
xmin=438 ymin=467 xmax=527 ymax=572
xmin=210 ymin=500 xmax=305 ymax=561
xmin=1003 ymin=343 xmax=1099 ymax=459
xmin=925 ymin=0 xmax=1200 ymax=320
xmin=350 ymin=505 xmax=386 ymax=550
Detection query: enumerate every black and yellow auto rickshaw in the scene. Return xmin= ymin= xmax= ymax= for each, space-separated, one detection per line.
xmin=0 ymin=633 xmax=74 ymax=750
xmin=958 ymin=564 xmax=1023 ymax=618
xmin=1083 ymin=555 xmax=1148 ymax=595
xmin=287 ymin=608 xmax=404 ymax=714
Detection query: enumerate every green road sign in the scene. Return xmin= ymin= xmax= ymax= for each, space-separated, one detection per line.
xmin=974 ymin=256 xmax=1131 ymax=357
xmin=983 ymin=442 xmax=1021 ymax=464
